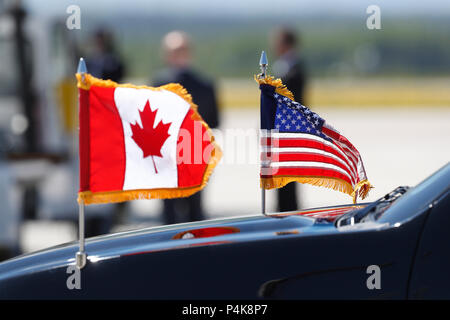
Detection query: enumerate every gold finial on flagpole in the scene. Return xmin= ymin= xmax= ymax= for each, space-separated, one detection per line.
xmin=77 ymin=57 xmax=87 ymax=81
xmin=259 ymin=51 xmax=268 ymax=79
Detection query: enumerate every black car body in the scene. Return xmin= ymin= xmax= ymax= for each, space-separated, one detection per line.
xmin=0 ymin=164 xmax=449 ymax=299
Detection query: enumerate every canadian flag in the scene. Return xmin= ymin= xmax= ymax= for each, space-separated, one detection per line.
xmin=76 ymin=73 xmax=221 ymax=205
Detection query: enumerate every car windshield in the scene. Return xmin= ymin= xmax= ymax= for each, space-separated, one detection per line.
xmin=336 ymin=186 xmax=410 ymax=227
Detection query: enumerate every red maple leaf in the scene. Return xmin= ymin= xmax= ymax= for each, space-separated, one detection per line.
xmin=130 ymin=100 xmax=171 ymax=174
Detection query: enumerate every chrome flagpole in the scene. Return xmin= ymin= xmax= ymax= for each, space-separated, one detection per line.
xmin=259 ymin=51 xmax=268 ymax=216
xmin=76 ymin=57 xmax=87 ymax=269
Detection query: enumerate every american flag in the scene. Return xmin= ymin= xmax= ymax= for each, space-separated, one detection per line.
xmin=259 ymin=82 xmax=371 ymax=201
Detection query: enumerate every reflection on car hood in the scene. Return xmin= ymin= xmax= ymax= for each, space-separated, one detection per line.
xmin=0 ymin=203 xmax=367 ymax=280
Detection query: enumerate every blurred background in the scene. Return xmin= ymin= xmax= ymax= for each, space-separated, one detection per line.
xmin=0 ymin=0 xmax=449 ymax=260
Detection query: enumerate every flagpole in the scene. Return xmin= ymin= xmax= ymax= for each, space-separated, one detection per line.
xmin=259 ymin=51 xmax=268 ymax=216
xmin=76 ymin=57 xmax=87 ymax=269
xmin=76 ymin=200 xmax=86 ymax=269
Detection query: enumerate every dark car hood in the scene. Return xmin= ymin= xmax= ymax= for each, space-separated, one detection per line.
xmin=0 ymin=204 xmax=367 ymax=280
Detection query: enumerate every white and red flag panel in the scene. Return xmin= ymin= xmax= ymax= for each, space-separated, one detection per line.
xmin=76 ymin=74 xmax=221 ymax=205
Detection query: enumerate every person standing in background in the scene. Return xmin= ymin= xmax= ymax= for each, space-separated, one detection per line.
xmin=271 ymin=27 xmax=308 ymax=212
xmin=85 ymin=28 xmax=125 ymax=82
xmin=153 ymin=30 xmax=220 ymax=224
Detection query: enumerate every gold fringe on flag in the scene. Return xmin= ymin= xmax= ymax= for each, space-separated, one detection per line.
xmin=254 ymin=75 xmax=295 ymax=101
xmin=261 ymin=176 xmax=372 ymax=204
xmin=261 ymin=175 xmax=353 ymax=195
xmin=351 ymin=180 xmax=373 ymax=203
xmin=76 ymin=73 xmax=222 ymax=205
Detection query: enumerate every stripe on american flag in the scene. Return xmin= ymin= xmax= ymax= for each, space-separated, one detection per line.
xmin=260 ymin=167 xmax=353 ymax=186
xmin=323 ymin=125 xmax=360 ymax=163
xmin=266 ymin=161 xmax=353 ymax=180
xmin=260 ymin=132 xmax=358 ymax=182
xmin=260 ymin=140 xmax=358 ymax=179
xmin=322 ymin=124 xmax=367 ymax=180
xmin=261 ymin=153 xmax=356 ymax=184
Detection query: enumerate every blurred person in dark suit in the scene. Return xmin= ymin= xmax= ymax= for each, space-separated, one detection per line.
xmin=86 ymin=28 xmax=125 ymax=82
xmin=153 ymin=31 xmax=220 ymax=224
xmin=271 ymin=27 xmax=308 ymax=212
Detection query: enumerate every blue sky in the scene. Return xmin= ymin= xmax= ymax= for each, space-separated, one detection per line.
xmin=24 ymin=0 xmax=450 ymax=18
